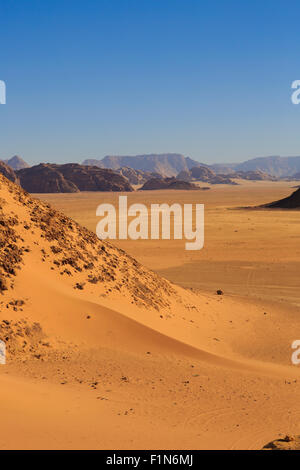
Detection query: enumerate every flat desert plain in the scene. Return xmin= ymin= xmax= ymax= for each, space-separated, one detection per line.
xmin=1 ymin=179 xmax=300 ymax=450
xmin=39 ymin=180 xmax=300 ymax=306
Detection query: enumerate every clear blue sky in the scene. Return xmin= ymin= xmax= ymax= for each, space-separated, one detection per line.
xmin=0 ymin=0 xmax=300 ymax=165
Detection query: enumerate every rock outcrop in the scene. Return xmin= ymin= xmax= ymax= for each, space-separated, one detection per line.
xmin=115 ymin=167 xmax=162 ymax=185
xmin=17 ymin=164 xmax=80 ymax=193
xmin=225 ymin=170 xmax=275 ymax=181
xmin=263 ymin=435 xmax=300 ymax=450
xmin=51 ymin=164 xmax=133 ymax=192
xmin=177 ymin=166 xmax=237 ymax=185
xmin=139 ymin=177 xmax=201 ymax=190
xmin=82 ymin=154 xmax=203 ymax=177
xmin=17 ymin=163 xmax=133 ymax=193
xmin=189 ymin=166 xmax=216 ymax=181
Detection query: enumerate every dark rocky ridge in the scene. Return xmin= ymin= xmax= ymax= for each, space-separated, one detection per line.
xmin=52 ymin=164 xmax=133 ymax=192
xmin=139 ymin=177 xmax=204 ymax=191
xmin=17 ymin=164 xmax=79 ymax=193
xmin=82 ymin=153 xmax=294 ymax=178
xmin=210 ymin=156 xmax=300 ymax=178
xmin=17 ymin=163 xmax=133 ymax=193
xmin=261 ymin=186 xmax=300 ymax=209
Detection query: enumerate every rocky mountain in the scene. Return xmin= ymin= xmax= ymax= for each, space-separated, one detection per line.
xmin=17 ymin=164 xmax=79 ymax=193
xmin=176 ymin=170 xmax=192 ymax=182
xmin=209 ymin=163 xmax=238 ymax=174
xmin=209 ymin=156 xmax=300 ymax=178
xmin=17 ymin=163 xmax=133 ymax=193
xmin=82 ymin=154 xmax=202 ymax=177
xmin=189 ymin=166 xmax=216 ymax=181
xmin=139 ymin=177 xmax=201 ymax=190
xmin=225 ymin=170 xmax=276 ymax=181
xmin=0 ymin=161 xmax=20 ymax=184
xmin=115 ymin=167 xmax=162 ymax=185
xmin=2 ymin=155 xmax=29 ymax=170
xmin=52 ymin=164 xmax=133 ymax=192
xmin=261 ymin=187 xmax=300 ymax=209
xmin=177 ymin=166 xmax=237 ymax=185
xmin=235 ymin=156 xmax=300 ymax=177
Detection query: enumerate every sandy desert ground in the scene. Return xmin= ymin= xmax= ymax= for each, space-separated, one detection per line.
xmin=1 ymin=178 xmax=300 ymax=450
xmin=39 ymin=180 xmax=300 ymax=306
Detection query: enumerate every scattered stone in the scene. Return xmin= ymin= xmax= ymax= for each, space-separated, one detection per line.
xmin=263 ymin=435 xmax=300 ymax=450
xmin=75 ymin=282 xmax=85 ymax=290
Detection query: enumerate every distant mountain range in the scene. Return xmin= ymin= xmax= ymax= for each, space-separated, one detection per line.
xmin=16 ymin=164 xmax=133 ymax=193
xmin=209 ymin=156 xmax=300 ymax=178
xmin=4 ymin=154 xmax=300 ymax=180
xmin=82 ymin=154 xmax=202 ymax=177
xmin=82 ymin=154 xmax=300 ymax=178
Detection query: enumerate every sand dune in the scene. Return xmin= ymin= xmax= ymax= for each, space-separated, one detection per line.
xmin=1 ymin=175 xmax=300 ymax=449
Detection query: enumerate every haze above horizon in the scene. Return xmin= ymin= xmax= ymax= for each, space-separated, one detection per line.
xmin=1 ymin=0 xmax=300 ymax=166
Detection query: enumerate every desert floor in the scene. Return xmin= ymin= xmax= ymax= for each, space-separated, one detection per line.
xmin=1 ymin=180 xmax=300 ymax=450
xmin=39 ymin=180 xmax=300 ymax=306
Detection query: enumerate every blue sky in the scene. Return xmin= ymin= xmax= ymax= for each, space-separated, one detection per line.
xmin=0 ymin=0 xmax=300 ymax=165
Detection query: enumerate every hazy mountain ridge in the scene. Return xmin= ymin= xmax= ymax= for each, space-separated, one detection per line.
xmin=211 ymin=156 xmax=300 ymax=177
xmin=115 ymin=167 xmax=163 ymax=185
xmin=82 ymin=154 xmax=202 ymax=177
xmin=177 ymin=167 xmax=237 ymax=185
xmin=139 ymin=177 xmax=202 ymax=191
xmin=83 ymin=154 xmax=300 ymax=178
xmin=2 ymin=155 xmax=29 ymax=170
xmin=4 ymin=154 xmax=300 ymax=180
